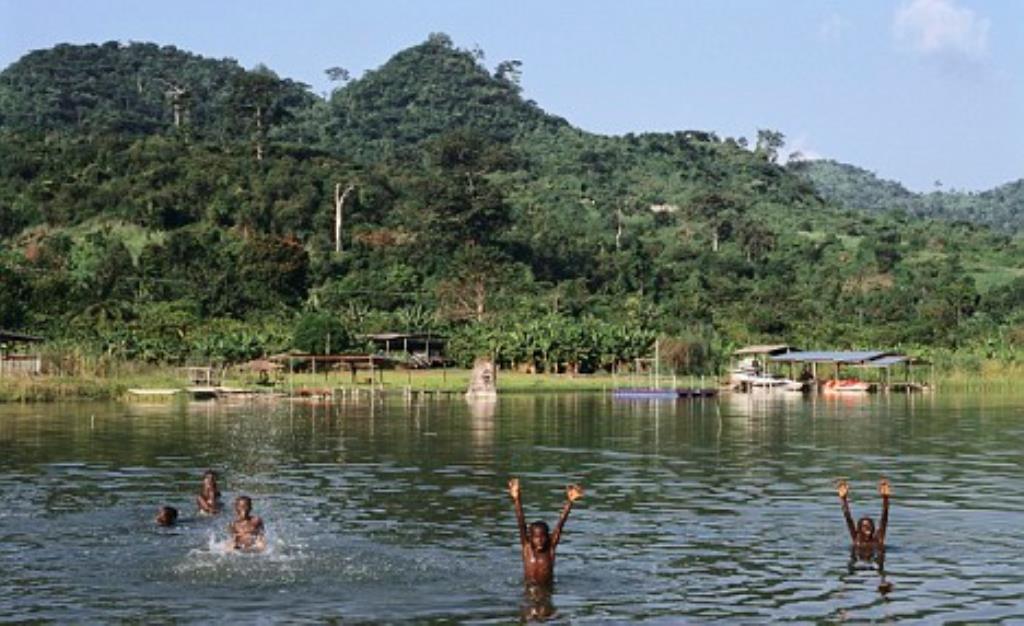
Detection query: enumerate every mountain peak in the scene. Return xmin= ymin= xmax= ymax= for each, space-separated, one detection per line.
xmin=0 ymin=41 xmax=309 ymax=136
xmin=324 ymin=34 xmax=567 ymax=158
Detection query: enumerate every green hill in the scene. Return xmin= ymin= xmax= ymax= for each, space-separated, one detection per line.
xmin=0 ymin=41 xmax=313 ymax=138
xmin=323 ymin=33 xmax=568 ymax=160
xmin=1 ymin=36 xmax=1023 ymax=371
xmin=790 ymin=159 xmax=1024 ymax=233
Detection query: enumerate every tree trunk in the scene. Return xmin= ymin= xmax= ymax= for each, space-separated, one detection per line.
xmin=474 ymin=277 xmax=486 ymax=322
xmin=254 ymin=105 xmax=264 ymax=161
xmin=615 ymin=209 xmax=623 ymax=251
xmin=334 ymin=183 xmax=355 ymax=253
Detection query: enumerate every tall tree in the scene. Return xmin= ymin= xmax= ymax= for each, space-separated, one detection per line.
xmin=756 ymin=129 xmax=785 ymax=164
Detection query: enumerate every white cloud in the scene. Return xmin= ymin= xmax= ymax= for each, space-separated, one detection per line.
xmin=893 ymin=0 xmax=990 ymax=60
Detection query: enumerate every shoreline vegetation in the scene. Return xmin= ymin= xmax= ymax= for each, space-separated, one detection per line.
xmin=1 ymin=361 xmax=1022 ymax=403
xmin=4 ymin=38 xmax=1024 ymax=405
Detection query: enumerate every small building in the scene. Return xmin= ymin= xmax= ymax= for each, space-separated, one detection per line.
xmin=267 ymin=352 xmax=398 ymax=385
xmin=0 ymin=330 xmax=43 ymax=376
xmin=361 ymin=332 xmax=447 ymax=368
xmin=768 ymin=350 xmax=896 ymax=377
xmin=769 ymin=350 xmax=929 ymax=391
xmin=182 ymin=366 xmax=222 ymax=387
xmin=240 ymin=358 xmax=284 ymax=385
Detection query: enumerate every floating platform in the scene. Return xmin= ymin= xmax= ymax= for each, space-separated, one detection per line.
xmin=612 ymin=388 xmax=718 ymax=400
xmin=126 ymin=388 xmax=182 ymax=398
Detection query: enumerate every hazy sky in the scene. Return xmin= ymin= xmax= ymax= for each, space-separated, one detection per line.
xmin=2 ymin=0 xmax=1021 ymax=191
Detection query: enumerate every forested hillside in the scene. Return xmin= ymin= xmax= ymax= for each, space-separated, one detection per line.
xmin=2 ymin=35 xmax=1023 ymax=372
xmin=791 ymin=159 xmax=1024 ymax=233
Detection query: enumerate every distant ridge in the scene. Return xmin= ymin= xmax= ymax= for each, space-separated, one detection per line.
xmin=790 ymin=159 xmax=1024 ymax=233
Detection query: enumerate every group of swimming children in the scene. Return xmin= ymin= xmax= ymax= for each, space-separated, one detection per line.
xmin=154 ymin=470 xmax=266 ymax=552
xmin=155 ymin=471 xmax=892 ymax=586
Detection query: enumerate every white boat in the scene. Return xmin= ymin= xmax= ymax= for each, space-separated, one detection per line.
xmin=728 ymin=359 xmax=807 ymax=392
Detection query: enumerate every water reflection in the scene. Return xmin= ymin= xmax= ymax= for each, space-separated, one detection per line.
xmin=846 ymin=547 xmax=892 ymax=596
xmin=520 ymin=584 xmax=558 ymax=622
xmin=2 ymin=393 xmax=1024 ymax=622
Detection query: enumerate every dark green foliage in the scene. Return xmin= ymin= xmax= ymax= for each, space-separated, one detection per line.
xmin=137 ymin=226 xmax=309 ymax=317
xmin=791 ymin=159 xmax=1024 ymax=233
xmin=323 ymin=34 xmax=566 ymax=160
xmin=0 ymin=252 xmax=28 ymax=328
xmin=1 ymin=36 xmax=1023 ymax=368
xmin=293 ymin=312 xmax=350 ymax=355
xmin=0 ymin=41 xmax=311 ymax=139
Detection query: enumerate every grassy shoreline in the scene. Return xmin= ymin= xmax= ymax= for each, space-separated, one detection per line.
xmin=0 ymin=363 xmax=1020 ymax=403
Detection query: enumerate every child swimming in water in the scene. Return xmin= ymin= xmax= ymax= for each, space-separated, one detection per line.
xmin=155 ymin=505 xmax=178 ymax=527
xmin=228 ymin=495 xmax=266 ymax=552
xmin=836 ymin=478 xmax=891 ymax=555
xmin=508 ymin=478 xmax=583 ymax=587
xmin=196 ymin=470 xmax=222 ymax=515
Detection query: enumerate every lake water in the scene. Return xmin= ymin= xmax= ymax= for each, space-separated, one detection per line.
xmin=1 ymin=391 xmax=1023 ymax=623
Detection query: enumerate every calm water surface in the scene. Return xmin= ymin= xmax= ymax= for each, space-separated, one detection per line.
xmin=1 ymin=392 xmax=1023 ymax=623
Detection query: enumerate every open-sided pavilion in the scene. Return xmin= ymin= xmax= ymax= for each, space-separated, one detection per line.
xmin=768 ymin=350 xmax=930 ymax=390
xmin=0 ymin=330 xmax=43 ymax=375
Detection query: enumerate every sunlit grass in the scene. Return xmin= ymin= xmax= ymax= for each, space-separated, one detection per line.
xmin=2 ymin=361 xmax=1021 ymax=402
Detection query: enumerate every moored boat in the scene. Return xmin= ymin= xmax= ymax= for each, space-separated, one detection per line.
xmin=821 ymin=378 xmax=874 ymax=393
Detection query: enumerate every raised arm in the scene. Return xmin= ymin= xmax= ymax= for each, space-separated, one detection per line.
xmin=836 ymin=480 xmax=856 ymax=540
xmin=877 ymin=478 xmax=891 ymax=545
xmin=508 ymin=478 xmax=528 ymax=547
xmin=551 ymin=484 xmax=583 ymax=550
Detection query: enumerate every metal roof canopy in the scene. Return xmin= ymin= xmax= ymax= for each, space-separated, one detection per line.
xmin=859 ymin=355 xmax=929 ymax=368
xmin=361 ymin=333 xmax=446 ymax=341
xmin=0 ymin=330 xmax=43 ymax=344
xmin=733 ymin=344 xmax=798 ymax=356
xmin=769 ymin=350 xmax=893 ymax=364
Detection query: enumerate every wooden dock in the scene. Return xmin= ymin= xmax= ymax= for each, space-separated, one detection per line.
xmin=612 ymin=388 xmax=718 ymax=400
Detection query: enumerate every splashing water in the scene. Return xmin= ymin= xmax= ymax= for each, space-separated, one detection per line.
xmin=3 ymin=394 xmax=1024 ymax=622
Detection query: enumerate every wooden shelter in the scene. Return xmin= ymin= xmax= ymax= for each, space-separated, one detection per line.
xmin=240 ymin=358 xmax=285 ymax=384
xmin=182 ymin=366 xmax=221 ymax=386
xmin=0 ymin=330 xmax=43 ymax=375
xmin=267 ymin=352 xmax=398 ymax=384
xmin=361 ymin=332 xmax=447 ymax=367
xmin=769 ymin=350 xmax=929 ymax=391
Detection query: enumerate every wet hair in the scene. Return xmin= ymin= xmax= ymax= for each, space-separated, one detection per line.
xmin=203 ymin=469 xmax=218 ymax=481
xmin=156 ymin=506 xmax=179 ymax=526
xmin=528 ymin=520 xmax=550 ymax=536
xmin=857 ymin=516 xmax=875 ymax=534
xmin=235 ymin=495 xmax=253 ymax=510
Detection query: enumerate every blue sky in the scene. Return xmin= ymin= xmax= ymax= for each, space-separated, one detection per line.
xmin=2 ymin=0 xmax=1021 ymax=191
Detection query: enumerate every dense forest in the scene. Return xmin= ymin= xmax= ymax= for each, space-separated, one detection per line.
xmin=791 ymin=159 xmax=1024 ymax=234
xmin=1 ymin=35 xmax=1023 ymax=373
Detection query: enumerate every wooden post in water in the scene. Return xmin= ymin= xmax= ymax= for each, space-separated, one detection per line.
xmin=654 ymin=339 xmax=660 ymax=389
